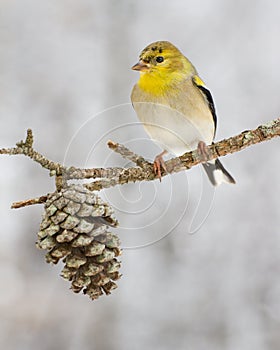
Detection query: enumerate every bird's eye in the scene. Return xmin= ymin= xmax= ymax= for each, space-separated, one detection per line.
xmin=156 ymin=56 xmax=164 ymax=63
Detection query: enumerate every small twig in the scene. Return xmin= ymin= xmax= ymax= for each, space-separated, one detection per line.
xmin=11 ymin=195 xmax=48 ymax=209
xmin=16 ymin=128 xmax=34 ymax=148
xmin=107 ymin=140 xmax=151 ymax=169
xmin=0 ymin=129 xmax=64 ymax=176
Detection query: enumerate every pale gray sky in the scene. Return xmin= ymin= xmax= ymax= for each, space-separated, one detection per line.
xmin=0 ymin=1 xmax=280 ymax=349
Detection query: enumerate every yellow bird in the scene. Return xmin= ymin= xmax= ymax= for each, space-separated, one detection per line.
xmin=131 ymin=41 xmax=235 ymax=186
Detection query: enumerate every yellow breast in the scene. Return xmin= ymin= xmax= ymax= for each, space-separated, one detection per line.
xmin=138 ymin=70 xmax=185 ymax=96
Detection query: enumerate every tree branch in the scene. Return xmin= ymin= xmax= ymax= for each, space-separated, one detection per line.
xmin=1 ymin=118 xmax=279 ymax=208
xmin=66 ymin=118 xmax=280 ymax=184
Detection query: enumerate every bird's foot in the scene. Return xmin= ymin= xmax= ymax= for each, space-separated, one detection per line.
xmin=197 ymin=141 xmax=210 ymax=162
xmin=153 ymin=150 xmax=168 ymax=181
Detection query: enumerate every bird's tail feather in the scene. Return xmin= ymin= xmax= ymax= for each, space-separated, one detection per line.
xmin=202 ymin=159 xmax=235 ymax=186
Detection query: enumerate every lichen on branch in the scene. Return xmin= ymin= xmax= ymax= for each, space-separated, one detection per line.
xmin=0 ymin=118 xmax=279 ymax=207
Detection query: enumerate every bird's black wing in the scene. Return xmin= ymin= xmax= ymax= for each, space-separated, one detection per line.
xmin=192 ymin=75 xmax=217 ymax=137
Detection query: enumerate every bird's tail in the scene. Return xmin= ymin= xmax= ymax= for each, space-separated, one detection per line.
xmin=202 ymin=159 xmax=236 ymax=186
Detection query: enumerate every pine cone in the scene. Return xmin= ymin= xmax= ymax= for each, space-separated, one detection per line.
xmin=36 ymin=184 xmax=121 ymax=300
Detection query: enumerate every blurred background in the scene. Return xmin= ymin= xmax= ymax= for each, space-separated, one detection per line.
xmin=0 ymin=1 xmax=280 ymax=349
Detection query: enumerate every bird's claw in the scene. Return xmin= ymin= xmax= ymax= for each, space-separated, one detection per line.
xmin=197 ymin=141 xmax=210 ymax=162
xmin=153 ymin=153 xmax=167 ymax=181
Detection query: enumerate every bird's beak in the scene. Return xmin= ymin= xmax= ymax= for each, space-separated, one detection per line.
xmin=131 ymin=60 xmax=149 ymax=72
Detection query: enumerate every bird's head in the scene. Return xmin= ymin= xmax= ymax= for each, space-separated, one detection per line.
xmin=132 ymin=41 xmax=190 ymax=75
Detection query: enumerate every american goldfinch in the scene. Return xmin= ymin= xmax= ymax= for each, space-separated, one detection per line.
xmin=131 ymin=41 xmax=235 ymax=186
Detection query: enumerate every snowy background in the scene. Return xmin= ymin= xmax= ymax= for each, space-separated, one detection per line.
xmin=0 ymin=1 xmax=280 ymax=349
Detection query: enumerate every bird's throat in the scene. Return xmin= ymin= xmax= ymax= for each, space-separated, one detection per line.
xmin=138 ymin=71 xmax=181 ymax=96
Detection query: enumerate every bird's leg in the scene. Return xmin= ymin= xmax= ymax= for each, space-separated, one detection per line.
xmin=197 ymin=141 xmax=210 ymax=162
xmin=153 ymin=150 xmax=168 ymax=181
